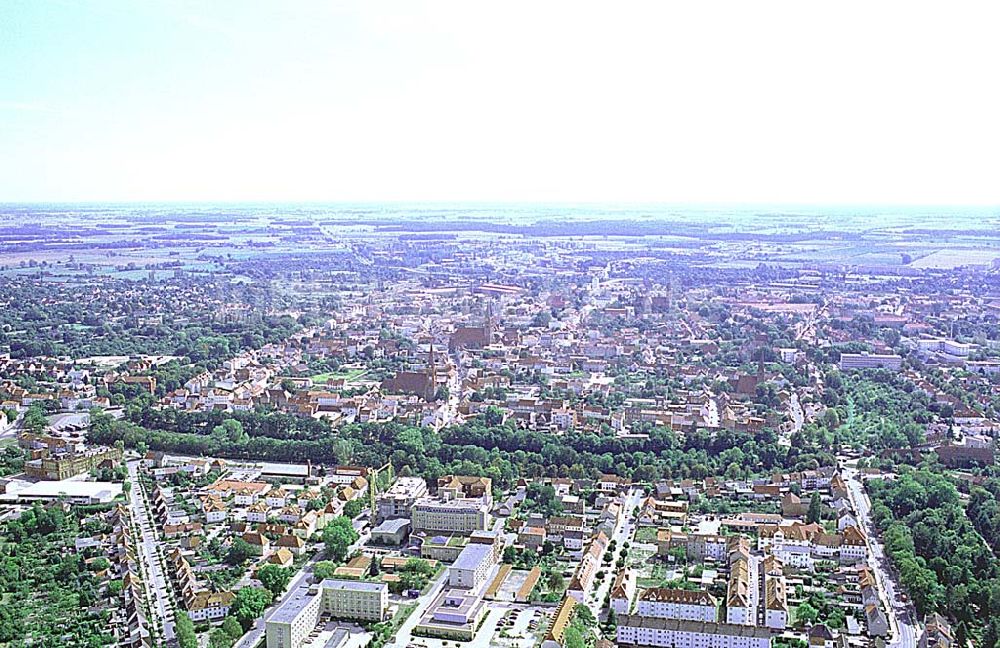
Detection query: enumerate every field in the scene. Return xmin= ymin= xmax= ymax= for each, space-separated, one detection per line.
xmin=311 ymin=368 xmax=369 ymax=384
xmin=910 ymin=248 xmax=1000 ymax=269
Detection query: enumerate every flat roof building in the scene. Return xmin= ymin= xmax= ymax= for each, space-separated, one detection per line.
xmin=266 ymin=580 xmax=388 ymax=648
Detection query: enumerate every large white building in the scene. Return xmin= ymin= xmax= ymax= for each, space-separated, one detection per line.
xmin=839 ymin=353 xmax=903 ymax=371
xmin=411 ymin=497 xmax=490 ymax=535
xmin=266 ymin=580 xmax=388 ymax=648
xmin=448 ymin=542 xmax=498 ymax=591
xmin=636 ymin=588 xmax=717 ymax=622
xmin=616 ymin=615 xmax=771 ymax=648
xmin=376 ymin=477 xmax=428 ymax=521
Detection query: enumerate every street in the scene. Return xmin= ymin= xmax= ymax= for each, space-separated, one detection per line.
xmin=590 ymin=487 xmax=643 ymax=619
xmin=841 ymin=461 xmax=919 ymax=648
xmin=127 ymin=460 xmax=178 ymax=645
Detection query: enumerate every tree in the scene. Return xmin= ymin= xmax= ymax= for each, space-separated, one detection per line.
xmin=230 ymin=587 xmax=273 ymax=630
xmin=313 ymin=560 xmax=337 ymax=581
xmin=22 ymin=406 xmax=48 ymax=435
xmin=226 ymin=538 xmax=253 ymax=566
xmin=795 ymin=602 xmax=818 ymax=626
xmin=343 ymin=498 xmax=364 ymax=518
xmin=807 ymin=492 xmax=822 ymax=524
xmin=323 ymin=516 xmax=359 ymax=562
xmin=175 ymin=613 xmax=198 ymax=648
xmin=955 ymin=621 xmax=968 ymax=648
xmin=575 ymin=605 xmax=597 ymax=628
xmin=208 ymin=629 xmax=234 ymax=648
xmin=221 ymin=617 xmax=243 ymax=639
xmin=258 ymin=564 xmax=292 ymax=598
xmin=563 ymin=626 xmax=585 ymax=648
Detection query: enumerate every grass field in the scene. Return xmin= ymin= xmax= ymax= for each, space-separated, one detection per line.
xmin=311 ymin=368 xmax=368 ymax=383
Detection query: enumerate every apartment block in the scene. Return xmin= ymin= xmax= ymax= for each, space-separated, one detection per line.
xmin=266 ymin=580 xmax=388 ymax=648
xmin=376 ymin=476 xmax=428 ymax=521
xmin=616 ymin=615 xmax=771 ymax=648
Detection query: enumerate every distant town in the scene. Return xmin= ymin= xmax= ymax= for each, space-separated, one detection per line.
xmin=0 ymin=205 xmax=998 ymax=648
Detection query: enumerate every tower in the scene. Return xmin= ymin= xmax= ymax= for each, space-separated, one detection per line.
xmin=484 ymin=300 xmax=495 ymax=343
xmin=427 ymin=341 xmax=437 ymax=401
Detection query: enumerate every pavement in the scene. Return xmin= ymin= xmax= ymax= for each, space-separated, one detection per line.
xmin=591 ymin=487 xmax=643 ymax=619
xmin=127 ymin=460 xmax=178 ymax=645
xmin=384 ymin=566 xmax=450 ymax=648
xmin=233 ymin=552 xmax=324 ymax=648
xmin=841 ymin=461 xmax=919 ymax=648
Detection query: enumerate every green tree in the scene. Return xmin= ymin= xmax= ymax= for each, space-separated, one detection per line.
xmin=226 ymin=537 xmax=254 ymax=566
xmin=795 ymin=602 xmax=818 ymax=626
xmin=208 ymin=629 xmax=234 ymax=648
xmin=22 ymin=406 xmax=48 ymax=435
xmin=221 ymin=616 xmax=243 ymax=639
xmin=807 ymin=492 xmax=822 ymax=524
xmin=323 ymin=516 xmax=359 ymax=562
xmin=257 ymin=564 xmax=292 ymax=598
xmin=230 ymin=587 xmax=273 ymax=630
xmin=175 ymin=613 xmax=198 ymax=648
xmin=343 ymin=498 xmax=365 ymax=518
xmin=313 ymin=560 xmax=337 ymax=581
xmin=564 ymin=626 xmax=585 ymax=648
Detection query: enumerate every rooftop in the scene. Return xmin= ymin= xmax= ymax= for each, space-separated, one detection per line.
xmin=451 ymin=542 xmax=493 ymax=572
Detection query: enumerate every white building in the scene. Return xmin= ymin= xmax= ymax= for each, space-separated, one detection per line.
xmin=839 ymin=353 xmax=903 ymax=371
xmin=448 ymin=542 xmax=497 ymax=591
xmin=616 ymin=615 xmax=771 ymax=648
xmin=636 ymin=588 xmax=717 ymax=622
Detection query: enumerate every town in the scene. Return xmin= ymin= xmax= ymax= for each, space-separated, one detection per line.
xmin=0 ymin=208 xmax=998 ymax=648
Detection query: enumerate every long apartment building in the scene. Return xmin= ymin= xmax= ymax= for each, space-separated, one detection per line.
xmin=616 ymin=615 xmax=771 ymax=648
xmin=266 ymin=579 xmax=388 ymax=648
xmin=838 ymin=353 xmax=903 ymax=371
xmin=636 ymin=587 xmax=718 ymax=622
xmin=411 ymin=474 xmax=492 ymax=535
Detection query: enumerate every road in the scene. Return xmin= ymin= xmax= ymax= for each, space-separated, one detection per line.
xmin=385 ymin=566 xmax=451 ymax=648
xmin=235 ymin=516 xmax=369 ymax=648
xmin=127 ymin=460 xmax=177 ymax=645
xmin=841 ymin=461 xmax=919 ymax=648
xmin=591 ymin=487 xmax=643 ymax=619
xmin=234 ymin=551 xmax=325 ymax=648
xmin=783 ymin=390 xmax=805 ymax=447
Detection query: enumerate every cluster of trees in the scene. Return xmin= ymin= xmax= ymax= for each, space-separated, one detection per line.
xmin=92 ymin=406 xmax=840 ymax=492
xmin=323 ymin=516 xmax=359 ymax=562
xmin=0 ymin=277 xmax=301 ymax=363
xmin=821 ymin=369 xmax=936 ymax=451
xmin=0 ymin=503 xmax=116 ymax=646
xmin=869 ymin=469 xmax=1000 ymax=644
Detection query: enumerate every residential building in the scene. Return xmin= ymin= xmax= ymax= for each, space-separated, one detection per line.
xmin=636 ymin=588 xmax=717 ymax=622
xmin=616 ymin=615 xmax=771 ymax=648
xmin=266 ymin=580 xmax=388 ymax=648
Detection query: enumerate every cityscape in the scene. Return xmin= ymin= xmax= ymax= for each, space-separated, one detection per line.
xmin=0 ymin=204 xmax=997 ymax=648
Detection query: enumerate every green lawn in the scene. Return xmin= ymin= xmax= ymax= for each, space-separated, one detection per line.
xmin=311 ymin=368 xmax=368 ymax=384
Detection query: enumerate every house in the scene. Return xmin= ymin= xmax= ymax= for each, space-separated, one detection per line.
xmin=276 ymin=534 xmax=306 ymax=556
xmin=865 ymin=604 xmax=889 ymax=637
xmin=637 ymin=587 xmax=717 ymax=622
xmin=610 ymin=569 xmax=636 ymax=615
xmin=241 ymin=532 xmax=270 ymax=556
xmin=268 ymin=548 xmax=295 ymax=568
xmin=187 ymin=590 xmax=235 ymax=622
xmin=808 ymin=624 xmax=836 ymax=648
xmin=598 ymin=474 xmax=629 ymax=493
xmin=918 ymin=612 xmax=952 ymax=648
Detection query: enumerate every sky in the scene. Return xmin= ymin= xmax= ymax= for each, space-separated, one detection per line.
xmin=1 ymin=0 xmax=999 ymax=205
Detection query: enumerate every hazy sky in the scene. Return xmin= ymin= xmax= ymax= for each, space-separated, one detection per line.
xmin=2 ymin=0 xmax=998 ymax=204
